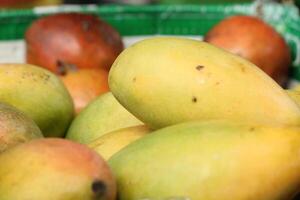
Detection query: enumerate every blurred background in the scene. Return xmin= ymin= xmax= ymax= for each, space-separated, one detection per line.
xmin=0 ymin=0 xmax=298 ymax=7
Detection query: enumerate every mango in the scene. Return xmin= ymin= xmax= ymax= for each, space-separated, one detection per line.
xmin=0 ymin=138 xmax=116 ymax=200
xmin=66 ymin=92 xmax=143 ymax=144
xmin=109 ymin=121 xmax=300 ymax=200
xmin=0 ymin=102 xmax=42 ymax=152
xmin=89 ymin=125 xmax=151 ymax=160
xmin=109 ymin=37 xmax=300 ymax=129
xmin=287 ymin=89 xmax=300 ymax=107
xmin=0 ymin=64 xmax=74 ymax=137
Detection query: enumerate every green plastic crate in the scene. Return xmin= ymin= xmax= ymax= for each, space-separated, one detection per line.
xmin=0 ymin=2 xmax=299 ymax=81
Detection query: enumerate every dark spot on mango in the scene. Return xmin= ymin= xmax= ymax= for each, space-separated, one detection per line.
xmin=196 ymin=65 xmax=204 ymax=71
xmin=240 ymin=66 xmax=246 ymax=73
xmin=42 ymin=74 xmax=50 ymax=81
xmin=92 ymin=180 xmax=106 ymax=198
xmin=249 ymin=127 xmax=255 ymax=132
xmin=215 ymin=82 xmax=220 ymax=85
xmin=192 ymin=96 xmax=197 ymax=103
xmin=236 ymin=52 xmax=243 ymax=57
xmin=132 ymin=77 xmax=137 ymax=82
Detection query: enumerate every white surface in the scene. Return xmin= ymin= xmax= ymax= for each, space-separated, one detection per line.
xmin=0 ymin=35 xmax=202 ymax=64
xmin=0 ymin=40 xmax=25 ymax=63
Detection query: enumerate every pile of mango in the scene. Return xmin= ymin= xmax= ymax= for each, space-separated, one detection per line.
xmin=2 ymin=37 xmax=300 ymax=199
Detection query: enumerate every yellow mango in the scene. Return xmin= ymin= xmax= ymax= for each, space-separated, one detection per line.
xmin=88 ymin=125 xmax=151 ymax=160
xmin=109 ymin=37 xmax=300 ymax=129
xmin=109 ymin=121 xmax=300 ymax=200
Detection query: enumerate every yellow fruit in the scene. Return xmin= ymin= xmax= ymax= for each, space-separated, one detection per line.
xmin=89 ymin=125 xmax=151 ymax=160
xmin=66 ymin=92 xmax=143 ymax=144
xmin=109 ymin=37 xmax=300 ymax=129
xmin=287 ymin=89 xmax=300 ymax=107
xmin=109 ymin=121 xmax=300 ymax=200
xmin=0 ymin=64 xmax=74 ymax=137
xmin=0 ymin=102 xmax=42 ymax=152
xmin=0 ymin=138 xmax=116 ymax=200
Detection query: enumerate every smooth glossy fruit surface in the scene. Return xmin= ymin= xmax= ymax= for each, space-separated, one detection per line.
xmin=89 ymin=125 xmax=151 ymax=160
xmin=66 ymin=92 xmax=143 ymax=144
xmin=60 ymin=68 xmax=109 ymax=114
xmin=26 ymin=13 xmax=123 ymax=73
xmin=0 ymin=138 xmax=116 ymax=200
xmin=0 ymin=63 xmax=74 ymax=137
xmin=287 ymin=89 xmax=300 ymax=107
xmin=109 ymin=37 xmax=300 ymax=129
xmin=110 ymin=121 xmax=300 ymax=200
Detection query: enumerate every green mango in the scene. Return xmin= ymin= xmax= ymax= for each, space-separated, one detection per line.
xmin=0 ymin=64 xmax=74 ymax=137
xmin=0 ymin=138 xmax=116 ymax=200
xmin=109 ymin=37 xmax=300 ymax=129
xmin=109 ymin=121 xmax=300 ymax=200
xmin=66 ymin=92 xmax=143 ymax=144
xmin=0 ymin=102 xmax=42 ymax=152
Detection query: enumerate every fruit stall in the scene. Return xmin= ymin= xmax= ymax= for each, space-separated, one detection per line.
xmin=1 ymin=0 xmax=300 ymax=199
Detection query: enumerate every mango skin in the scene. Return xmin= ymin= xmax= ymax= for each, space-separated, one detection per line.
xmin=0 ymin=64 xmax=74 ymax=137
xmin=66 ymin=92 xmax=143 ymax=144
xmin=0 ymin=102 xmax=43 ymax=152
xmin=287 ymin=89 xmax=300 ymax=107
xmin=109 ymin=121 xmax=300 ymax=200
xmin=88 ymin=125 xmax=151 ymax=160
xmin=109 ymin=37 xmax=300 ymax=129
xmin=0 ymin=138 xmax=116 ymax=200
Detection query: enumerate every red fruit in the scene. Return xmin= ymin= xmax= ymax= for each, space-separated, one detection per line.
xmin=204 ymin=15 xmax=291 ymax=86
xmin=59 ymin=65 xmax=109 ymax=114
xmin=25 ymin=13 xmax=124 ymax=73
xmin=0 ymin=138 xmax=116 ymax=199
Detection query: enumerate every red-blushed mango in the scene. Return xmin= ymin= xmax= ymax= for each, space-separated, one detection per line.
xmin=204 ymin=15 xmax=291 ymax=86
xmin=0 ymin=102 xmax=42 ymax=152
xmin=108 ymin=37 xmax=300 ymax=129
xmin=26 ymin=13 xmax=123 ymax=73
xmin=109 ymin=120 xmax=300 ymax=200
xmin=0 ymin=138 xmax=116 ymax=200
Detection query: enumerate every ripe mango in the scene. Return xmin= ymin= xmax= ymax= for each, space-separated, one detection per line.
xmin=66 ymin=92 xmax=143 ymax=144
xmin=0 ymin=64 xmax=74 ymax=137
xmin=88 ymin=125 xmax=151 ymax=160
xmin=109 ymin=37 xmax=300 ymax=129
xmin=0 ymin=138 xmax=116 ymax=200
xmin=0 ymin=102 xmax=42 ymax=152
xmin=287 ymin=89 xmax=300 ymax=107
xmin=109 ymin=121 xmax=300 ymax=200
